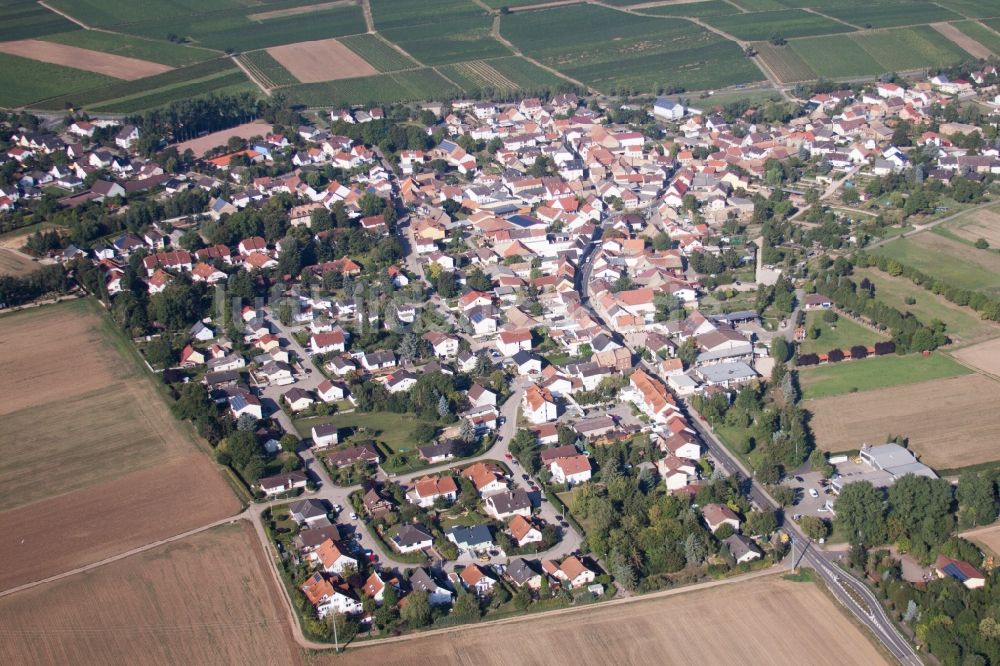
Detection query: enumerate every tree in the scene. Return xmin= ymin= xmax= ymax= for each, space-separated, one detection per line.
xmin=975 ymin=238 xmax=990 ymax=250
xmin=280 ymin=433 xmax=299 ymax=453
xmin=452 ymin=590 xmax=481 ymax=621
xmin=684 ymin=533 xmax=706 ymax=565
xmin=835 ymin=481 xmax=886 ymax=548
xmin=436 ymin=393 xmax=450 ymax=419
xmin=887 ymin=474 xmax=954 ymax=559
xmin=401 ymin=590 xmax=432 ymax=628
xmin=459 ymin=418 xmax=476 ymax=444
xmin=236 ymin=412 xmax=257 ymax=432
xmin=799 ymin=516 xmax=830 ymax=541
xmin=770 ymin=336 xmax=790 ymax=364
xmin=677 ymin=337 xmax=697 ymax=368
xmin=957 ymin=471 xmax=998 ymax=528
xmin=746 ymin=509 xmax=777 ymax=537
xmin=374 ymin=584 xmax=400 ymax=629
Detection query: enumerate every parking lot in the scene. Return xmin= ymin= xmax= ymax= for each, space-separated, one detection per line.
xmin=782 ymin=470 xmax=836 ymax=519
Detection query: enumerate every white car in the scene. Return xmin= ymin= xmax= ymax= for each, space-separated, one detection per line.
xmin=809 ymin=488 xmax=819 ymax=498
xmin=350 ymin=512 xmax=358 ymax=520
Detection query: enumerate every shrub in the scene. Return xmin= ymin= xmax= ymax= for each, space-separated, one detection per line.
xmin=827 ymin=349 xmax=845 ymax=363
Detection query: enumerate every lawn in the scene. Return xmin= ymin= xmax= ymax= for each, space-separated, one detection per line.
xmin=0 ymin=52 xmax=116 ymax=107
xmin=874 ymin=234 xmax=1000 ymax=298
xmin=706 ymin=9 xmax=853 ymax=41
xmin=798 ymin=352 xmax=971 ymax=400
xmin=501 ymin=4 xmax=761 ymax=93
xmin=42 ymin=30 xmax=218 ymax=67
xmin=855 ymin=268 xmax=1000 ymax=346
xmin=797 ymin=311 xmax=884 ymax=355
xmin=296 ymin=410 xmax=437 ymax=458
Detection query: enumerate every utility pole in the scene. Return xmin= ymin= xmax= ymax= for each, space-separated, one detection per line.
xmin=332 ymin=611 xmax=340 ymax=653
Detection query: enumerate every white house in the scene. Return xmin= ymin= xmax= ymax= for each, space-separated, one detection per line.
xmin=311 ymin=423 xmax=339 ymax=448
xmin=549 ymin=455 xmax=592 ymax=486
xmin=522 ymin=384 xmax=557 ymax=424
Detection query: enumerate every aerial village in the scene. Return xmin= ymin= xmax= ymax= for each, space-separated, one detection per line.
xmin=3 ymin=62 xmax=999 ymax=637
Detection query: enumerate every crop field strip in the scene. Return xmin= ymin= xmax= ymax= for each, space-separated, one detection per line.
xmin=39 ymin=29 xmax=218 ymax=67
xmin=239 ymin=51 xmax=298 ymax=89
xmin=638 ymin=1 xmax=741 ymax=19
xmin=755 ymin=42 xmax=818 ymax=82
xmin=0 ymin=0 xmax=81 ymax=40
xmin=339 ymin=33 xmax=419 ymax=72
xmin=283 ymin=67 xmax=462 ymax=108
xmin=704 ymin=9 xmax=855 ymax=41
xmin=372 ymin=0 xmax=511 ymax=66
xmin=500 ymin=4 xmax=762 ymax=93
xmin=952 ymin=20 xmax=1000 ymax=54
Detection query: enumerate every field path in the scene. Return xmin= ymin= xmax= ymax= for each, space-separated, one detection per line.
xmin=361 ymin=0 xmax=374 ymax=33
xmin=803 ymin=7 xmax=861 ymax=30
xmin=231 ymin=55 xmax=272 ymax=95
xmin=932 ymin=21 xmax=995 ymax=58
xmin=0 ymin=511 xmax=245 ymax=600
xmin=37 ymin=0 xmax=90 ymax=30
xmin=491 ymin=15 xmax=597 ymax=93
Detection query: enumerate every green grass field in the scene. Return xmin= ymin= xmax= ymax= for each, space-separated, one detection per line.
xmin=851 ymin=25 xmax=970 ymax=71
xmin=935 ymin=0 xmax=1000 ymax=19
xmin=91 ymin=72 xmax=255 ymax=114
xmin=296 ymin=410 xmax=436 ymax=457
xmin=874 ymin=234 xmax=1000 ymax=297
xmin=822 ymin=1 xmax=961 ymax=28
xmin=706 ymin=9 xmax=853 ymax=41
xmin=730 ymin=0 xmax=787 ymax=10
xmin=373 ymin=0 xmax=509 ymax=65
xmin=0 ymin=0 xmax=81 ymax=40
xmin=952 ymin=20 xmax=1000 ymax=53
xmin=339 ymin=34 xmax=419 ymax=72
xmin=790 ymin=34 xmax=883 ymax=78
xmin=38 ymin=57 xmax=238 ymax=110
xmin=799 ymin=352 xmax=971 ymax=400
xmin=284 ymin=67 xmax=460 ymax=107
xmin=641 ymin=1 xmax=738 ymax=19
xmin=854 ymin=268 xmax=1000 ymax=346
xmin=756 ymin=43 xmax=817 ymax=82
xmin=239 ymin=50 xmax=297 ymax=89
xmin=502 ymin=5 xmax=761 ymax=93
xmin=798 ymin=311 xmax=885 ymax=355
xmin=45 ymin=0 xmax=253 ymax=27
xmin=0 ymin=52 xmax=116 ymax=107
xmin=42 ymin=30 xmax=218 ymax=67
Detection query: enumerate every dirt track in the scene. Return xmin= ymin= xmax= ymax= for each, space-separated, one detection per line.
xmin=0 ymin=39 xmax=172 ymax=80
xmin=268 ymin=38 xmax=378 ymax=83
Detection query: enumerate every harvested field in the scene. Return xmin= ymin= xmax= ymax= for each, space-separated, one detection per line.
xmin=0 ymin=39 xmax=172 ymax=80
xmin=267 ymin=38 xmax=377 ymax=83
xmin=932 ymin=21 xmax=995 ymax=58
xmin=0 ymin=523 xmax=300 ymax=665
xmin=0 ymin=247 xmax=39 ymax=276
xmin=330 ymin=575 xmax=889 ymax=666
xmin=0 ymin=300 xmax=238 ymax=588
xmin=952 ymin=337 xmax=1000 ymax=376
xmin=963 ymin=522 xmax=1000 ymax=557
xmin=806 ymin=374 xmax=1000 ymax=468
xmin=944 ymin=204 xmax=1000 ymax=247
xmin=0 ymin=458 xmax=237 ymax=591
xmin=172 ymin=120 xmax=272 ymax=156
xmin=249 ymin=0 xmax=351 ymax=21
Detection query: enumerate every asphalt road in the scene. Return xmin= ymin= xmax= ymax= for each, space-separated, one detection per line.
xmin=575 ymin=236 xmax=921 ymax=665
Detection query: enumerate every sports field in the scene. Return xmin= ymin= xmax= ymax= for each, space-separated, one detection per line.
xmin=806 ymin=374 xmax=1000 ymax=468
xmin=0 ymin=300 xmax=237 ymax=589
xmin=798 ymin=352 xmax=971 ymax=400
xmin=330 ymin=575 xmax=889 ymax=666
xmin=0 ymin=523 xmax=300 ymax=665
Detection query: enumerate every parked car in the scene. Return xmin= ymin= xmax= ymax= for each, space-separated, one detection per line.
xmin=809 ymin=488 xmax=819 ymax=498
xmin=350 ymin=512 xmax=358 ymax=520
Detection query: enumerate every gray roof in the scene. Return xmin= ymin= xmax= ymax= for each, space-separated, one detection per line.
xmin=289 ymin=499 xmax=327 ymax=520
xmin=724 ymin=534 xmax=761 ymax=560
xmin=507 ymin=558 xmax=540 ymax=585
xmin=487 ymin=489 xmax=531 ymax=515
xmin=698 ymin=361 xmax=757 ymax=384
xmin=393 ymin=524 xmax=433 ymax=548
xmin=446 ymin=524 xmax=493 ymax=548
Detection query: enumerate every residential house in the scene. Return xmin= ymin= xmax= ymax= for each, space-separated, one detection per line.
xmin=258 ymin=471 xmax=308 ymax=497
xmin=459 ymin=564 xmax=497 ymax=597
xmin=289 ymin=499 xmax=329 ymax=526
xmin=508 ymin=515 xmax=543 ymax=548
xmin=723 ymin=534 xmax=762 ymax=564
xmin=409 ymin=569 xmax=453 ymax=606
xmin=702 ymin=503 xmax=741 ymax=534
xmin=392 ymin=524 xmax=434 ymax=554
xmin=446 ymin=525 xmax=494 ymax=553
xmin=311 ymin=423 xmax=339 ymax=448
xmin=549 ymin=455 xmax=592 ymax=486
xmin=325 ymin=442 xmax=381 ymax=468
xmin=312 ymin=538 xmax=358 ymax=575
xmin=406 ymin=475 xmax=459 ymax=507
xmin=484 ymin=488 xmax=532 ymax=520
xmin=523 ymin=384 xmax=558 ymax=424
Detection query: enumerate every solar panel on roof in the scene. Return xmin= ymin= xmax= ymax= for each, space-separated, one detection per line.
xmin=943 ymin=562 xmax=969 ymax=582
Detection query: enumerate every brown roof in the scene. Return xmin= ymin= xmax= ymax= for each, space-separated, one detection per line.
xmin=414 ymin=475 xmax=458 ymax=498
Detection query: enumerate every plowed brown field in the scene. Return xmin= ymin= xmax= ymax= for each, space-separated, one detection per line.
xmin=330 ymin=575 xmax=888 ymax=666
xmin=0 ymin=523 xmax=300 ymax=665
